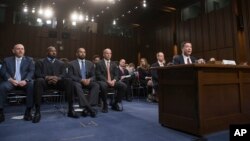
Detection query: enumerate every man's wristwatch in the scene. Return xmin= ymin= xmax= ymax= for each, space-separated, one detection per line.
xmin=25 ymin=79 xmax=31 ymax=82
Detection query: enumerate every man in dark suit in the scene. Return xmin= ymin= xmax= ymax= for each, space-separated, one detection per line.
xmin=0 ymin=44 xmax=34 ymax=123
xmin=69 ymin=48 xmax=98 ymax=118
xmin=33 ymin=46 xmax=78 ymax=123
xmin=118 ymin=59 xmax=132 ymax=102
xmin=173 ymin=41 xmax=196 ymax=65
xmin=95 ymin=48 xmax=126 ymax=113
xmin=151 ymin=52 xmax=167 ymax=102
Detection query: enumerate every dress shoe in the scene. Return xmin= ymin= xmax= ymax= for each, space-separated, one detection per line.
xmin=0 ymin=113 xmax=5 ymax=123
xmin=81 ymin=109 xmax=89 ymax=117
xmin=111 ymin=103 xmax=123 ymax=111
xmin=23 ymin=108 xmax=32 ymax=121
xmin=68 ymin=110 xmax=79 ymax=118
xmin=102 ymin=105 xmax=108 ymax=113
xmin=126 ymin=97 xmax=133 ymax=102
xmin=87 ymin=108 xmax=97 ymax=118
xmin=32 ymin=111 xmax=41 ymax=123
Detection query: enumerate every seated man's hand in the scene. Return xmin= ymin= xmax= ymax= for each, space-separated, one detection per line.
xmin=81 ymin=79 xmax=90 ymax=86
xmin=17 ymin=80 xmax=27 ymax=87
xmin=107 ymin=80 xmax=116 ymax=87
xmin=8 ymin=78 xmax=19 ymax=86
xmin=197 ymin=58 xmax=206 ymax=64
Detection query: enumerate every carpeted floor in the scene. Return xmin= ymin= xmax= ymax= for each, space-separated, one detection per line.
xmin=0 ymin=101 xmax=229 ymax=141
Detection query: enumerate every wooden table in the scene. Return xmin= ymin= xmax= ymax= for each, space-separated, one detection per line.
xmin=156 ymin=64 xmax=250 ymax=136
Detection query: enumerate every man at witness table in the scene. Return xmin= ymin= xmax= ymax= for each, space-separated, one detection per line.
xmin=173 ymin=41 xmax=205 ymax=65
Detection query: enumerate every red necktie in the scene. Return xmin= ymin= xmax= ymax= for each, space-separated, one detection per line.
xmin=107 ymin=61 xmax=111 ymax=81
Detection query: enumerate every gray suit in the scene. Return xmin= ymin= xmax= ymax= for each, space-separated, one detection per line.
xmin=69 ymin=60 xmax=99 ymax=106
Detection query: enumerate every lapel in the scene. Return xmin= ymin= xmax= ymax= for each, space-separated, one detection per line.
xmin=73 ymin=60 xmax=81 ymax=77
xmin=101 ymin=60 xmax=107 ymax=73
xmin=180 ymin=55 xmax=185 ymax=64
xmin=11 ymin=56 xmax=16 ymax=76
xmin=20 ymin=57 xmax=27 ymax=74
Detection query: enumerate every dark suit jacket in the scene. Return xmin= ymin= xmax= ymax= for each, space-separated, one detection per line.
xmin=173 ymin=55 xmax=196 ymax=65
xmin=95 ymin=59 xmax=119 ymax=82
xmin=151 ymin=62 xmax=167 ymax=87
xmin=69 ymin=60 xmax=96 ymax=83
xmin=118 ymin=67 xmax=129 ymax=78
xmin=0 ymin=56 xmax=34 ymax=81
xmin=34 ymin=58 xmax=65 ymax=79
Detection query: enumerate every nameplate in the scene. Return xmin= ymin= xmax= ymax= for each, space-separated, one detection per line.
xmin=222 ymin=60 xmax=236 ymax=65
xmin=230 ymin=124 xmax=250 ymax=141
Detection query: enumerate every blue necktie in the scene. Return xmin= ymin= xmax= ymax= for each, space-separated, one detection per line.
xmin=81 ymin=60 xmax=86 ymax=79
xmin=15 ymin=58 xmax=21 ymax=81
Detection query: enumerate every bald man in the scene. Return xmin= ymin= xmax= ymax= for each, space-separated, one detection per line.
xmin=0 ymin=44 xmax=35 ymax=123
xmin=33 ymin=46 xmax=78 ymax=123
xmin=95 ymin=48 xmax=127 ymax=113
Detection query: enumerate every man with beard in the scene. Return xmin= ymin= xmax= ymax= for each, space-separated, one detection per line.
xmin=69 ymin=48 xmax=98 ymax=118
xmin=33 ymin=46 xmax=78 ymax=123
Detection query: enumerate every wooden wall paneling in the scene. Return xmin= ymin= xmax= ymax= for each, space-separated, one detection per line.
xmin=203 ymin=50 xmax=217 ymax=61
xmin=242 ymin=0 xmax=250 ymax=61
xmin=184 ymin=20 xmax=191 ymax=41
xmin=216 ymin=9 xmax=225 ymax=49
xmin=218 ymin=48 xmax=234 ymax=60
xmin=224 ymin=6 xmax=234 ymax=48
xmin=178 ymin=22 xmax=184 ymax=47
xmin=195 ymin=18 xmax=203 ymax=53
xmin=208 ymin=12 xmax=217 ymax=50
xmin=190 ymin=20 xmax=197 ymax=52
xmin=202 ymin=15 xmax=210 ymax=52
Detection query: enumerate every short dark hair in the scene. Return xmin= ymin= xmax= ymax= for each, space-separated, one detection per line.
xmin=181 ymin=41 xmax=191 ymax=49
xmin=92 ymin=54 xmax=100 ymax=61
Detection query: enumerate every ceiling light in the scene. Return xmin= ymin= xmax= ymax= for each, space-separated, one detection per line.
xmin=127 ymin=11 xmax=131 ymax=14
xmin=72 ymin=21 xmax=77 ymax=26
xmin=86 ymin=15 xmax=89 ymax=21
xmin=46 ymin=20 xmax=52 ymax=24
xmin=91 ymin=17 xmax=94 ymax=22
xmin=79 ymin=14 xmax=84 ymax=21
xmin=113 ymin=19 xmax=116 ymax=25
xmin=44 ymin=8 xmax=53 ymax=18
xmin=23 ymin=7 xmax=28 ymax=13
xmin=71 ymin=12 xmax=78 ymax=21
xmin=38 ymin=9 xmax=43 ymax=15
xmin=32 ymin=8 xmax=35 ymax=13
xmin=37 ymin=18 xmax=42 ymax=23
xmin=143 ymin=0 xmax=147 ymax=8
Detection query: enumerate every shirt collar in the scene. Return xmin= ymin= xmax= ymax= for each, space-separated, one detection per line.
xmin=15 ymin=56 xmax=23 ymax=60
xmin=77 ymin=59 xmax=85 ymax=63
xmin=158 ymin=61 xmax=164 ymax=66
